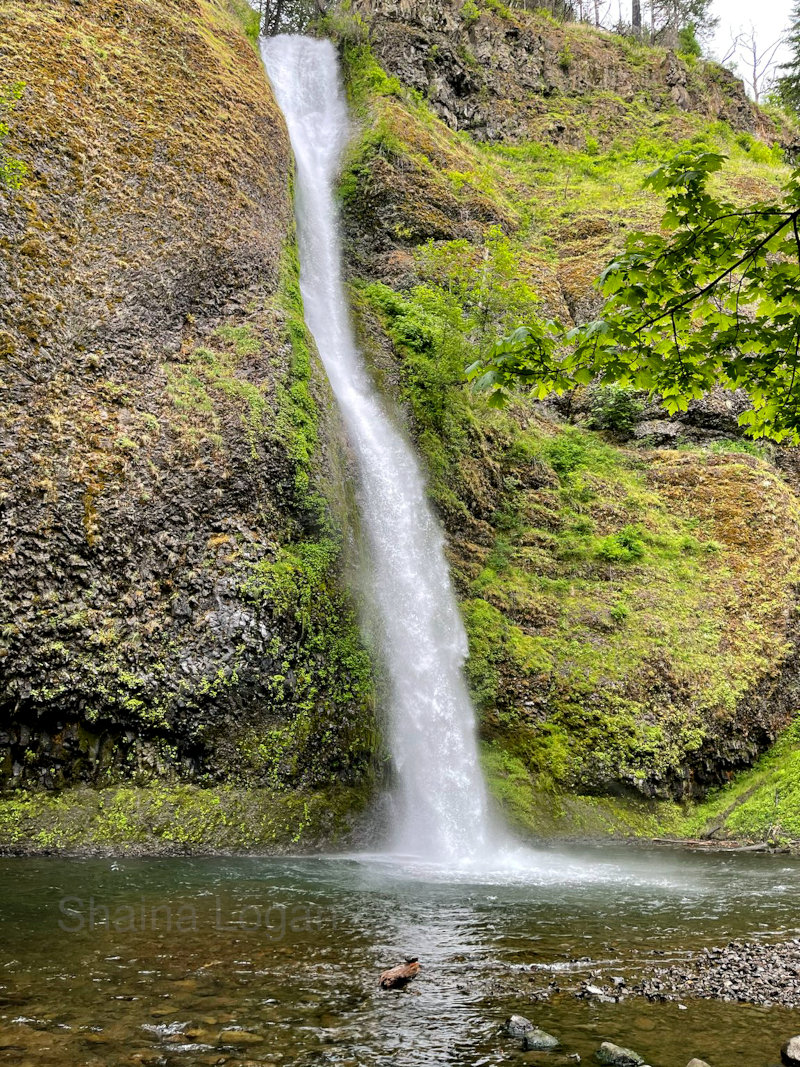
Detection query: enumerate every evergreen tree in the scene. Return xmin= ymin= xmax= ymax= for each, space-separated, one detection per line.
xmin=777 ymin=0 xmax=800 ymax=112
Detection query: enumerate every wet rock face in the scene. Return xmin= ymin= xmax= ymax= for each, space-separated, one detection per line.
xmin=354 ymin=0 xmax=767 ymax=144
xmin=0 ymin=0 xmax=374 ymax=792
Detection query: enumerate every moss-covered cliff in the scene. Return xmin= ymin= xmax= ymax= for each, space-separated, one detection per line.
xmin=0 ymin=0 xmax=378 ymax=849
xmin=334 ymin=0 xmax=800 ymax=841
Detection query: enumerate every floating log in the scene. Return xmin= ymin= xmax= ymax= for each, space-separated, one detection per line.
xmin=379 ymin=958 xmax=419 ymax=990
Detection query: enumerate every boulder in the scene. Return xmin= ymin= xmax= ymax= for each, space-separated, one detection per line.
xmin=632 ymin=419 xmax=683 ymax=443
xmin=595 ymin=1042 xmax=645 ymax=1066
xmin=523 ymin=1028 xmax=560 ymax=1051
xmin=505 ymin=1014 xmax=535 ymax=1037
xmin=686 ymin=1060 xmax=711 ymax=1067
xmin=782 ymin=1036 xmax=800 ymax=1066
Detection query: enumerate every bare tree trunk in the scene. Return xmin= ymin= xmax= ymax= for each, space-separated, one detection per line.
xmin=632 ymin=0 xmax=641 ymax=37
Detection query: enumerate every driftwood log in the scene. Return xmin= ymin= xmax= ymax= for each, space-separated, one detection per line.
xmin=379 ymin=958 xmax=420 ymax=990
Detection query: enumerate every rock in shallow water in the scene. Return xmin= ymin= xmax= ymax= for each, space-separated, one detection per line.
xmin=522 ymin=1028 xmax=560 ymax=1051
xmin=686 ymin=1059 xmax=711 ymax=1067
xmin=782 ymin=1036 xmax=800 ymax=1066
xmin=595 ymin=1042 xmax=645 ymax=1066
xmin=505 ymin=1014 xmax=535 ymax=1037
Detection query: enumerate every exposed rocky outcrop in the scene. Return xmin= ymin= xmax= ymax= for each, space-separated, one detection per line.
xmin=354 ymin=0 xmax=769 ymax=145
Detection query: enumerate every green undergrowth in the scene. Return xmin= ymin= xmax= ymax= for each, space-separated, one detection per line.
xmin=677 ymin=719 xmax=800 ymax=844
xmin=227 ymin=0 xmax=261 ymax=45
xmin=460 ymin=427 xmax=800 ymax=797
xmin=0 ymin=784 xmax=367 ymax=853
xmin=339 ymin=37 xmax=790 ymax=314
xmin=481 ymin=743 xmax=684 ymax=839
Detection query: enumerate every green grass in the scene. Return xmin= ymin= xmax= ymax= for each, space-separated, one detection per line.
xmin=678 ymin=719 xmax=800 ymax=843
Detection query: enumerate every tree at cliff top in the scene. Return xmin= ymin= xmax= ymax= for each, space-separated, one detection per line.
xmin=255 ymin=0 xmax=328 ymax=34
xmin=777 ymin=0 xmax=800 ymax=112
xmin=467 ymin=148 xmax=800 ymax=442
xmin=648 ymin=0 xmax=717 ymax=47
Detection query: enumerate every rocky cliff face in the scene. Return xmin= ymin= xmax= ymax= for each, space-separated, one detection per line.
xmin=0 ymin=0 xmax=375 ymax=814
xmin=353 ymin=0 xmax=769 ymax=144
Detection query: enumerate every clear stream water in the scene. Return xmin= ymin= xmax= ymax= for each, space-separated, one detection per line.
xmin=260 ymin=34 xmax=493 ymax=863
xmin=0 ymin=850 xmax=799 ymax=1065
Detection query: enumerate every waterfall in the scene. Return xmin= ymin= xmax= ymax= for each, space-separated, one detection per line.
xmin=261 ymin=35 xmax=493 ymax=863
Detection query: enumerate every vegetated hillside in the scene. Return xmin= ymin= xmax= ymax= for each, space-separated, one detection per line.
xmin=335 ymin=0 xmax=800 ymax=839
xmin=0 ymin=0 xmax=378 ymax=851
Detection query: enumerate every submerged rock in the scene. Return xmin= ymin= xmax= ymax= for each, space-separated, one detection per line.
xmin=782 ymin=1036 xmax=800 ymax=1066
xmin=217 ymin=1030 xmax=263 ymax=1046
xmin=686 ymin=1059 xmax=711 ymax=1067
xmin=522 ymin=1027 xmax=560 ymax=1051
xmin=595 ymin=1042 xmax=645 ymax=1066
xmin=505 ymin=1014 xmax=535 ymax=1037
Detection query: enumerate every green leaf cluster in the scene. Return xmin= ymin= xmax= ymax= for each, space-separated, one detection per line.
xmin=471 ymin=147 xmax=800 ymax=441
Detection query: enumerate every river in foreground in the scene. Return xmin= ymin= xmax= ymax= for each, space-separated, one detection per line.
xmin=0 ymin=845 xmax=798 ymax=1066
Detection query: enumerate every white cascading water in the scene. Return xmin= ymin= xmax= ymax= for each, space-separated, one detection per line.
xmin=261 ymin=35 xmax=493 ymax=863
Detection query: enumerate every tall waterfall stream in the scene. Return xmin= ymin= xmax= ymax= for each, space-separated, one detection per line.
xmin=261 ymin=35 xmax=494 ymax=862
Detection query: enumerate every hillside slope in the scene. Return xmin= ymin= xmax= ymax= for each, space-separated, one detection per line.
xmin=336 ymin=0 xmax=800 ymax=837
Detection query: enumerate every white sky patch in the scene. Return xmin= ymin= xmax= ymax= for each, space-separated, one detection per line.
xmin=709 ymin=0 xmax=793 ymax=77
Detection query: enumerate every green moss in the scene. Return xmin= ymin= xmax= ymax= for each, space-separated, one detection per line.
xmin=0 ymin=82 xmax=27 ymax=188
xmin=237 ymin=538 xmax=376 ymax=789
xmin=481 ymin=742 xmax=684 ymax=839
xmin=273 ymin=244 xmax=330 ymax=524
xmin=226 ymin=0 xmax=261 ymax=46
xmin=0 ymin=783 xmax=368 ymax=853
xmin=677 ymin=719 xmax=800 ymax=844
xmin=163 ymin=332 xmax=268 ymax=455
